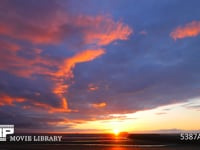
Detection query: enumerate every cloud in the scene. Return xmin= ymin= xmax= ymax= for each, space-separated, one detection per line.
xmin=0 ymin=0 xmax=64 ymax=44
xmin=0 ymin=9 xmax=132 ymax=115
xmin=0 ymin=0 xmax=132 ymax=46
xmin=0 ymin=21 xmax=60 ymax=44
xmin=88 ymin=83 xmax=99 ymax=91
xmin=0 ymin=0 xmax=136 ymax=132
xmin=0 ymin=104 xmax=77 ymax=132
xmin=24 ymin=101 xmax=73 ymax=113
xmin=76 ymin=15 xmax=133 ymax=46
xmin=52 ymin=49 xmax=105 ymax=112
xmin=0 ymin=94 xmax=25 ymax=106
xmin=55 ymin=49 xmax=105 ymax=80
xmin=0 ymin=0 xmax=132 ymax=115
xmin=0 ymin=42 xmax=58 ymax=78
xmin=0 ymin=40 xmax=20 ymax=51
xmin=139 ymin=30 xmax=147 ymax=35
xmin=91 ymin=102 xmax=107 ymax=108
xmin=170 ymin=21 xmax=200 ymax=40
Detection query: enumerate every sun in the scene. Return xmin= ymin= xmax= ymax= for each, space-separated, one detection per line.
xmin=113 ymin=129 xmax=120 ymax=136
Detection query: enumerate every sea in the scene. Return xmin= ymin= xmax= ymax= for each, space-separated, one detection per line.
xmin=0 ymin=134 xmax=199 ymax=150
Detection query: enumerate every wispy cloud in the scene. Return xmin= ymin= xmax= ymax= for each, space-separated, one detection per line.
xmin=78 ymin=15 xmax=133 ymax=46
xmin=0 ymin=0 xmax=132 ymax=116
xmin=0 ymin=4 xmax=132 ymax=46
xmin=52 ymin=49 xmax=105 ymax=111
xmin=0 ymin=41 xmax=57 ymax=78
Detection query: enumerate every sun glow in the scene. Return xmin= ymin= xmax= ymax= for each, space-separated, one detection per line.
xmin=113 ymin=129 xmax=120 ymax=136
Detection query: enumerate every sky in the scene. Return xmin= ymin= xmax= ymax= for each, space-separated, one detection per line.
xmin=0 ymin=0 xmax=200 ymax=133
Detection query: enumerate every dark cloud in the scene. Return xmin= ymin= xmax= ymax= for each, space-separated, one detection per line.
xmin=0 ymin=105 xmax=75 ymax=133
xmin=0 ymin=71 xmax=61 ymax=107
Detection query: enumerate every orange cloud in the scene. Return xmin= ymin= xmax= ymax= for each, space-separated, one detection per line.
xmin=170 ymin=21 xmax=200 ymax=40
xmin=48 ymin=14 xmax=131 ymax=112
xmin=0 ymin=94 xmax=25 ymax=106
xmin=0 ymin=12 xmax=132 ymax=46
xmin=0 ymin=43 xmax=105 ymax=112
xmin=52 ymin=49 xmax=105 ymax=111
xmin=53 ymin=49 xmax=105 ymax=95
xmin=30 ymin=101 xmax=74 ymax=113
xmin=47 ymin=118 xmax=85 ymax=127
xmin=0 ymin=47 xmax=57 ymax=78
xmin=0 ymin=12 xmax=132 ymax=114
xmin=55 ymin=49 xmax=105 ymax=79
xmin=75 ymin=15 xmax=133 ymax=46
xmin=91 ymin=102 xmax=107 ymax=108
xmin=0 ymin=39 xmax=59 ymax=78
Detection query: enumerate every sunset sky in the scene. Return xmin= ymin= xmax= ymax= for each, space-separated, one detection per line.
xmin=0 ymin=0 xmax=200 ymax=133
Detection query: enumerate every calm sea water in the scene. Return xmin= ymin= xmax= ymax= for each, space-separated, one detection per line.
xmin=0 ymin=134 xmax=199 ymax=150
xmin=0 ymin=144 xmax=199 ymax=150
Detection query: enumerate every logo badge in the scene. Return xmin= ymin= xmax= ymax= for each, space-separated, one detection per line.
xmin=0 ymin=125 xmax=14 ymax=141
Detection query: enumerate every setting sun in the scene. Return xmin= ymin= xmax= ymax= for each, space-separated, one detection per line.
xmin=113 ymin=129 xmax=120 ymax=136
